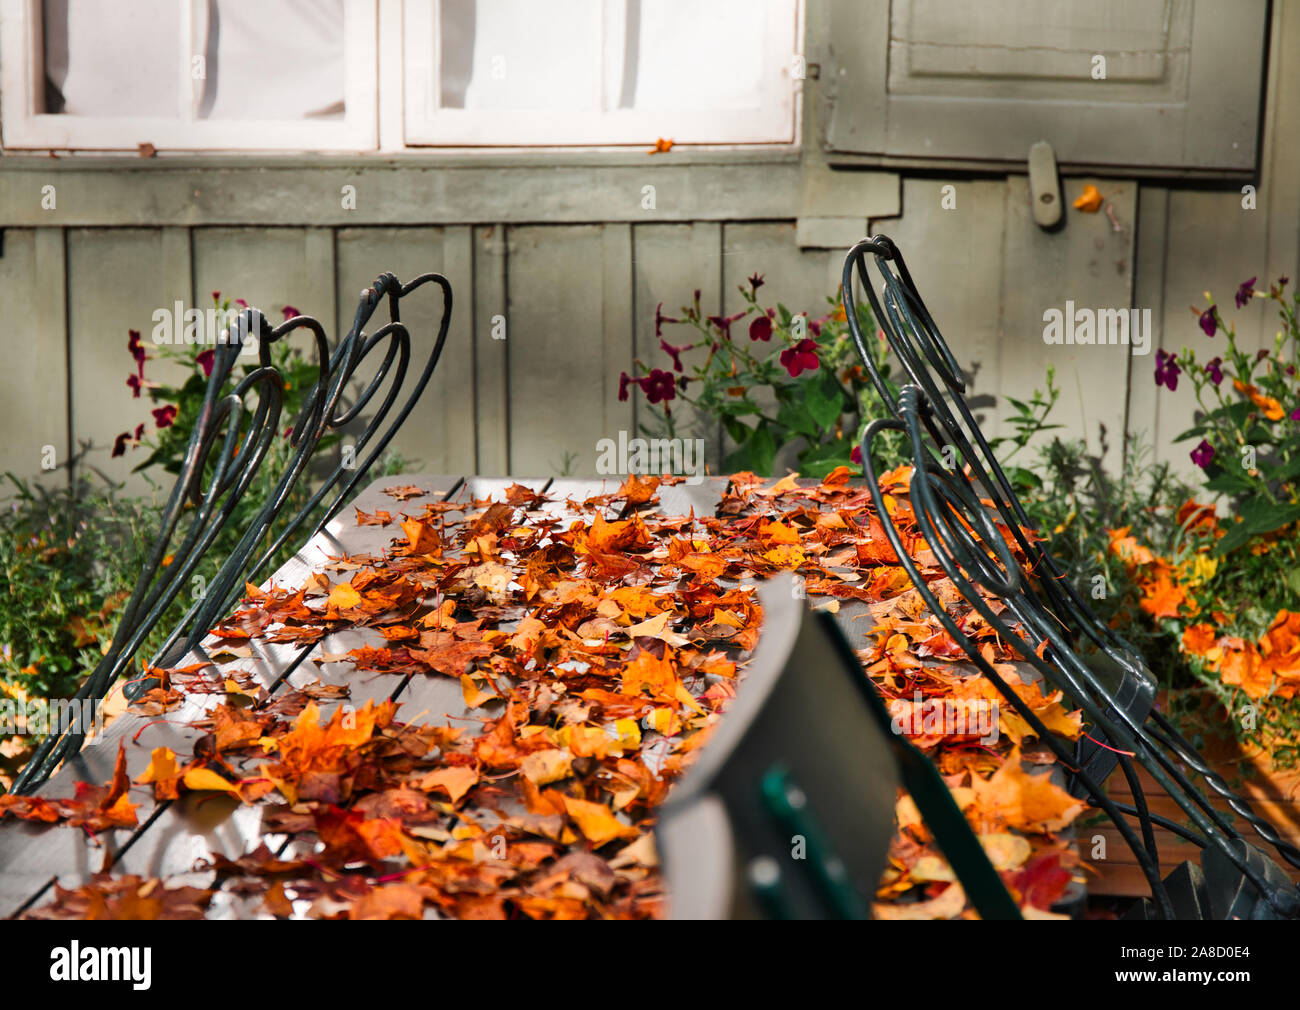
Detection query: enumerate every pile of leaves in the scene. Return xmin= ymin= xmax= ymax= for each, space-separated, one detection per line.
xmin=6 ymin=468 xmax=1087 ymax=920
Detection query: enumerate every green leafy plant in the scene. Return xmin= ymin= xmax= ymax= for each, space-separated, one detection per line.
xmin=622 ymin=275 xmax=906 ymax=478
xmin=1 ymin=294 xmax=412 ymax=767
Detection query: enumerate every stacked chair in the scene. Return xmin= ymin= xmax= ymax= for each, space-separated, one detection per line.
xmin=12 ymin=273 xmax=453 ymax=795
xmin=660 ymin=236 xmax=1300 ymax=920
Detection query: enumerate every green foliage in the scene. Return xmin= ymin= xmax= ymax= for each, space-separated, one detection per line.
xmin=625 ymin=279 xmax=908 ymax=479
xmin=0 ymin=295 xmax=412 ymax=725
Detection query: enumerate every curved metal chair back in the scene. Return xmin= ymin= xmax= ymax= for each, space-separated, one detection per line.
xmin=844 ymin=235 xmax=1300 ymax=919
xmin=12 ymin=273 xmax=453 ymax=795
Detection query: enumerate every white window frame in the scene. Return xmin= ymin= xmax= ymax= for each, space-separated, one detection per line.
xmin=0 ymin=0 xmax=378 ymax=152
xmin=401 ymin=0 xmax=800 ymax=147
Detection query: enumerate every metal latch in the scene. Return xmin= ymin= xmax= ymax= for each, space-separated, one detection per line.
xmin=1028 ymin=140 xmax=1063 ymax=229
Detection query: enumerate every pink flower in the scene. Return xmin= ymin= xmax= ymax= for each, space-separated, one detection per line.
xmin=850 ymin=445 xmax=863 ymax=464
xmin=282 ymin=305 xmax=300 ymax=320
xmin=749 ymin=315 xmax=773 ymax=342
xmin=196 ymin=349 xmax=215 ymax=378
xmin=780 ymin=338 xmax=820 ymax=378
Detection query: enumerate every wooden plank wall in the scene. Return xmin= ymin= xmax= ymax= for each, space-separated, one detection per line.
xmin=2 ymin=194 xmax=1298 ymax=495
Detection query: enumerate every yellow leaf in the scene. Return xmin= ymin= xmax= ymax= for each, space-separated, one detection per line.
xmin=419 ymin=765 xmax=479 ymax=803
xmin=135 ymin=746 xmax=177 ymax=784
xmin=520 ymin=748 xmax=573 ymax=785
xmin=327 ymin=581 xmax=361 ymax=610
xmin=460 ymin=674 xmax=499 ymax=708
xmin=563 ymin=796 xmax=638 ymax=847
xmin=182 ymin=767 xmax=240 ymax=794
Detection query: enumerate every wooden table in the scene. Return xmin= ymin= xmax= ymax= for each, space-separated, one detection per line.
xmin=1 ymin=473 xmax=889 ymax=919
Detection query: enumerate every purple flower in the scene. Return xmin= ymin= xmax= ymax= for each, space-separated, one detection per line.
xmin=618 ymin=371 xmax=634 ymax=402
xmin=1198 ymin=307 xmax=1218 ymax=337
xmin=659 ymin=336 xmax=693 ymax=372
xmin=1291 ymin=406 xmax=1300 ymax=421
xmin=1235 ymin=277 xmax=1257 ymax=308
xmin=111 ymin=432 xmax=130 ymax=458
xmin=749 ymin=315 xmax=773 ymax=342
xmin=1155 ymin=348 xmax=1182 ymax=391
xmin=1205 ymin=357 xmax=1224 ymax=386
xmin=127 ymin=329 xmax=147 ymax=377
xmin=1190 ymin=439 xmax=1215 ymax=469
xmin=654 ymin=301 xmax=679 ymax=339
xmin=152 ymin=404 xmax=177 ymax=429
xmin=748 ymin=272 xmax=765 ymax=292
xmin=780 ymin=339 xmax=820 ymax=378
xmin=127 ymin=373 xmax=143 ymax=398
xmin=706 ymin=311 xmax=746 ymax=341
xmin=642 ymin=368 xmax=676 ymax=404
xmin=1257 ymin=347 xmax=1271 ymax=362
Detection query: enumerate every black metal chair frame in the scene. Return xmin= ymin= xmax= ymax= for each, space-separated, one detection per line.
xmin=843 ymin=234 xmax=1300 ymax=919
xmin=12 ymin=272 xmax=453 ymax=795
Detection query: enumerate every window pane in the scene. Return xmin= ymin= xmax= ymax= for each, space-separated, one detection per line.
xmin=627 ymin=0 xmax=767 ymax=111
xmin=42 ymin=0 xmax=180 ymax=116
xmin=200 ymin=0 xmax=347 ymax=120
xmin=438 ymin=0 xmax=600 ymax=111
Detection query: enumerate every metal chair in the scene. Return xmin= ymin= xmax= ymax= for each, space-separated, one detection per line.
xmin=843 ymin=234 xmax=1300 ymax=919
xmin=11 ymin=272 xmax=453 ymax=795
xmin=658 ymin=574 xmax=1021 ymax=920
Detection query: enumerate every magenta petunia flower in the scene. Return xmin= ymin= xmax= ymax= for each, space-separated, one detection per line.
xmin=282 ymin=305 xmax=300 ymax=320
xmin=780 ymin=338 xmax=820 ymax=378
xmin=1190 ymin=439 xmax=1215 ymax=469
xmin=642 ymin=368 xmax=677 ymax=404
xmin=111 ymin=432 xmax=130 ymax=457
xmin=127 ymin=373 xmax=143 ymax=398
xmin=654 ymin=301 xmax=679 ymax=339
xmin=196 ymin=348 xmax=215 ymax=378
xmin=1235 ymin=277 xmax=1257 ymax=309
xmin=748 ymin=272 xmax=765 ymax=292
xmin=1205 ymin=357 xmax=1224 ymax=386
xmin=706 ymin=311 xmax=746 ymax=341
xmin=1198 ymin=307 xmax=1217 ymax=337
xmin=850 ymin=445 xmax=863 ymax=465
xmin=749 ymin=315 xmax=773 ymax=342
xmin=152 ymin=404 xmax=177 ymax=429
xmin=618 ymin=371 xmax=634 ymax=402
xmin=659 ymin=336 xmax=693 ymax=372
xmin=1154 ymin=348 xmax=1181 ymax=391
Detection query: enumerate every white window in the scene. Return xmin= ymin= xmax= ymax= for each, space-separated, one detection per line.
xmin=0 ymin=0 xmax=801 ymax=153
xmin=401 ymin=0 xmax=801 ymax=147
xmin=0 ymin=0 xmax=378 ymax=151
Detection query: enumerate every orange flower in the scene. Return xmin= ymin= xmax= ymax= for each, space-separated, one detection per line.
xmin=1182 ymin=623 xmax=1218 ymax=657
xmin=1107 ymin=526 xmax=1154 ymax=566
xmin=1260 ymin=610 xmax=1300 ymax=677
xmin=1216 ymin=640 xmax=1276 ymax=699
xmin=1175 ymin=499 xmax=1218 ymax=535
xmin=1139 ymin=573 xmax=1187 ymax=620
xmin=1232 ymin=379 xmax=1285 ymax=421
